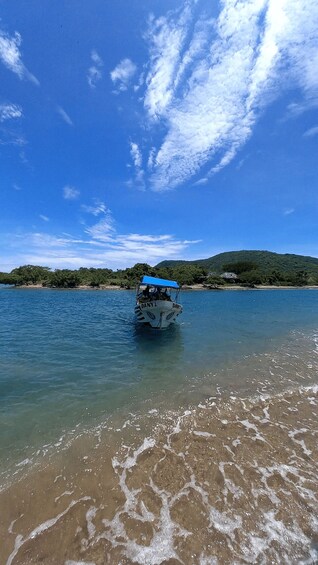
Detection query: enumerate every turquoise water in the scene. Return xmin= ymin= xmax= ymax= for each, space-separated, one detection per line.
xmin=1 ymin=287 xmax=318 ymax=470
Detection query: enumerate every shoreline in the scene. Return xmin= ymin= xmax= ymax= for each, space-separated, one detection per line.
xmin=6 ymin=283 xmax=318 ymax=291
xmin=1 ymin=384 xmax=317 ymax=564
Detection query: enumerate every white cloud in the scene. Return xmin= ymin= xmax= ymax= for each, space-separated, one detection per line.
xmin=81 ymin=201 xmax=115 ymax=241
xmin=57 ymin=106 xmax=73 ymax=126
xmin=144 ymin=3 xmax=194 ymax=118
xmin=286 ymin=100 xmax=318 ymax=118
xmin=30 ymin=233 xmax=84 ymax=248
xmin=303 ymin=125 xmax=318 ymax=138
xmin=0 ymin=103 xmax=22 ymax=122
xmin=137 ymin=0 xmax=318 ymax=190
xmin=193 ymin=177 xmax=208 ymax=186
xmin=63 ymin=185 xmax=80 ymax=200
xmin=4 ymin=230 xmax=197 ymax=269
xmin=147 ymin=147 xmax=156 ymax=169
xmin=85 ymin=214 xmax=115 ymax=242
xmin=3 ymin=206 xmax=200 ymax=270
xmin=130 ymin=142 xmax=142 ymax=169
xmin=0 ymin=29 xmax=39 ymax=85
xmin=81 ymin=200 xmax=108 ymax=216
xmin=87 ymin=49 xmax=103 ymax=89
xmin=88 ymin=66 xmax=102 ymax=88
xmin=0 ymin=102 xmax=24 ymax=150
xmin=91 ymin=50 xmax=103 ymax=66
xmin=129 ymin=142 xmax=145 ymax=188
xmin=110 ymin=58 xmax=137 ymax=91
xmin=39 ymin=214 xmax=49 ymax=222
xmin=283 ymin=207 xmax=295 ymax=215
xmin=0 ymin=131 xmax=26 ymax=147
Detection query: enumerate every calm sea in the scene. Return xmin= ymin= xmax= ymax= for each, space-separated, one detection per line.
xmin=1 ymin=287 xmax=318 ymax=564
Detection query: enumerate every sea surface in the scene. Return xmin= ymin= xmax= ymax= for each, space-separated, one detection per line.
xmin=0 ymin=287 xmax=318 ymax=564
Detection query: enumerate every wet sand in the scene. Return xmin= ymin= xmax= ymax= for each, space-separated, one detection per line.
xmin=1 ymin=383 xmax=317 ymax=564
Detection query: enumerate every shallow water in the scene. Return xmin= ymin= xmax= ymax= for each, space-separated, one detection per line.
xmin=1 ymin=288 xmax=318 ymax=563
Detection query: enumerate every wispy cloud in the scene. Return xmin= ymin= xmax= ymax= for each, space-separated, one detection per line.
xmin=144 ymin=3 xmax=194 ymax=118
xmin=87 ymin=49 xmax=103 ymax=89
xmin=4 ymin=171 xmax=204 ymax=268
xmin=0 ymin=29 xmax=39 ymax=85
xmin=0 ymin=102 xmax=24 ymax=146
xmin=283 ymin=207 xmax=295 ymax=215
xmin=110 ymin=58 xmax=137 ymax=91
xmin=303 ymin=125 xmax=318 ymax=138
xmin=0 ymin=127 xmax=26 ymax=147
xmin=57 ymin=106 xmax=73 ymax=126
xmin=129 ymin=142 xmax=145 ymax=188
xmin=3 ymin=204 xmax=199 ymax=270
xmin=0 ymin=133 xmax=25 ymax=146
xmin=85 ymin=215 xmax=115 ymax=242
xmin=63 ymin=185 xmax=80 ymax=200
xmin=82 ymin=199 xmax=115 ymax=241
xmin=0 ymin=103 xmax=22 ymax=122
xmin=131 ymin=0 xmax=318 ymax=190
xmin=130 ymin=142 xmax=142 ymax=169
xmin=81 ymin=199 xmax=107 ymax=216
xmin=193 ymin=177 xmax=208 ymax=186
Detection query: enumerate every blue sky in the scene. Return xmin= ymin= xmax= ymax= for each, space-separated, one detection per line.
xmin=1 ymin=0 xmax=318 ymax=271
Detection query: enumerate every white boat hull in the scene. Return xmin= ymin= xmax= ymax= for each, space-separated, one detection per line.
xmin=135 ymin=299 xmax=182 ymax=329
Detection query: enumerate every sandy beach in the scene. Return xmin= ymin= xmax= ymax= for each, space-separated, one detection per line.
xmin=11 ymin=283 xmax=318 ymax=291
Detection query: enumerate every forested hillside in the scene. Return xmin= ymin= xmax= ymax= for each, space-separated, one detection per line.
xmin=157 ymin=250 xmax=318 ymax=276
xmin=1 ymin=250 xmax=318 ymax=288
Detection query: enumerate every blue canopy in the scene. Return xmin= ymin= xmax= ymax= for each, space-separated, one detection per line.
xmin=141 ymin=275 xmax=179 ymax=289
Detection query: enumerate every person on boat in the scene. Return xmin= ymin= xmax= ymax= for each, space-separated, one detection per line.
xmin=155 ymin=288 xmax=170 ymax=300
xmin=161 ymin=288 xmax=171 ymax=300
xmin=143 ymin=285 xmax=150 ymax=298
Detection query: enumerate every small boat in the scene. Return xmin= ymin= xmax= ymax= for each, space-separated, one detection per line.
xmin=135 ymin=275 xmax=183 ymax=329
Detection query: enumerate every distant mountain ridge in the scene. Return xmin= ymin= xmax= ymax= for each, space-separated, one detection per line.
xmin=156 ymin=250 xmax=318 ymax=275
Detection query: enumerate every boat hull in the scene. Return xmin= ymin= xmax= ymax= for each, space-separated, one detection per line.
xmin=135 ymin=299 xmax=182 ymax=329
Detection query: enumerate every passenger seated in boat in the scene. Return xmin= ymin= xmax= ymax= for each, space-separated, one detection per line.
xmin=138 ymin=285 xmax=150 ymax=302
xmin=143 ymin=285 xmax=150 ymax=298
xmin=155 ymin=288 xmax=171 ymax=301
xmin=161 ymin=289 xmax=171 ymax=301
xmin=150 ymin=288 xmax=160 ymax=300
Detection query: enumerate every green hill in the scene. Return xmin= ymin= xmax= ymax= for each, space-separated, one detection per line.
xmin=156 ymin=250 xmax=318 ymax=276
xmin=2 ymin=251 xmax=318 ymax=289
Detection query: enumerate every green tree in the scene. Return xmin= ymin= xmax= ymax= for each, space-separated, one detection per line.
xmin=222 ymin=261 xmax=259 ymax=274
xmin=169 ymin=265 xmax=207 ymax=285
xmin=205 ymin=274 xmax=225 ymax=287
xmin=286 ymin=270 xmax=308 ymax=287
xmin=48 ymin=270 xmax=81 ymax=288
xmin=265 ymin=270 xmax=285 ymax=285
xmin=0 ymin=272 xmax=21 ymax=285
xmin=154 ymin=267 xmax=174 ymax=280
xmin=124 ymin=263 xmax=155 ymax=284
xmin=10 ymin=265 xmax=51 ymax=285
xmin=78 ymin=267 xmax=113 ymax=286
xmin=239 ymin=270 xmax=263 ymax=286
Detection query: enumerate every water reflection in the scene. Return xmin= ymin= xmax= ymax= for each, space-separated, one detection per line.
xmin=133 ymin=322 xmax=184 ymax=353
xmin=131 ymin=322 xmax=185 ymax=390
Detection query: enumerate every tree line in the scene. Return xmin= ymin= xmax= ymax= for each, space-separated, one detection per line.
xmin=0 ymin=260 xmax=317 ymax=288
